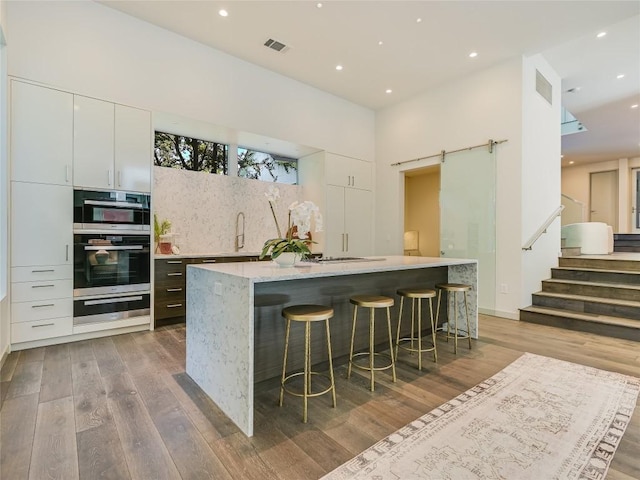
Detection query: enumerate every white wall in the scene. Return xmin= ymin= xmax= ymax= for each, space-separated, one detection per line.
xmin=376 ymin=55 xmax=562 ymax=318
xmin=520 ymin=54 xmax=562 ymax=308
xmin=562 ymin=157 xmax=640 ymax=232
xmin=0 ymin=0 xmax=10 ymax=363
xmin=5 ymin=1 xmax=374 ymax=161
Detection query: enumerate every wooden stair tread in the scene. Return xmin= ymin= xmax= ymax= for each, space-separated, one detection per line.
xmin=532 ymin=291 xmax=640 ymax=308
xmin=543 ymin=278 xmax=640 ymax=291
xmin=521 ymin=306 xmax=640 ymax=329
xmin=553 ymin=266 xmax=640 ymax=276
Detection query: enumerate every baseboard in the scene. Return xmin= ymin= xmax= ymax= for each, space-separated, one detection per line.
xmin=0 ymin=343 xmax=10 ymax=370
xmin=479 ymin=308 xmax=519 ymax=320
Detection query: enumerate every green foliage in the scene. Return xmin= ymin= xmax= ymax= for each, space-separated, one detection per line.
xmin=259 ymin=237 xmax=314 ymax=260
xmin=154 ymin=214 xmax=172 ymax=244
xmin=238 ymin=149 xmax=297 ymax=182
xmin=154 ymin=131 xmax=227 ymax=174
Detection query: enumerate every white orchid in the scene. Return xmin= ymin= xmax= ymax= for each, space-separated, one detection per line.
xmin=265 ymin=185 xmax=280 ymax=203
xmin=289 ymin=201 xmax=323 ymax=240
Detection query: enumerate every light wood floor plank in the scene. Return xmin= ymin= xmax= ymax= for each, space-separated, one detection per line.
xmin=92 ymin=337 xmax=126 ymax=378
xmin=5 ymin=360 xmax=43 ymax=400
xmin=40 ymin=343 xmax=72 ymax=403
xmin=102 ymin=372 xmax=181 ymax=480
xmin=76 ymin=421 xmax=131 ymax=480
xmin=0 ymin=392 xmax=39 ymax=480
xmin=71 ymin=359 xmax=112 ymax=433
xmin=29 ymin=396 xmax=79 ymax=480
xmin=0 ymin=350 xmax=20 ymax=381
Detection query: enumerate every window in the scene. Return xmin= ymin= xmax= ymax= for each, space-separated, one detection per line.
xmin=154 ymin=131 xmax=228 ymax=174
xmin=237 ymin=147 xmax=298 ymax=184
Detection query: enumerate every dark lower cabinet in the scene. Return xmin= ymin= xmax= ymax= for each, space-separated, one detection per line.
xmin=154 ymin=255 xmax=262 ymax=327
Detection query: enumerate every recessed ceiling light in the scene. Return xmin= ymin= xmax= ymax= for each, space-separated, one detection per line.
xmin=385 ymin=89 xmax=393 ymax=94
xmin=416 ymin=18 xmax=422 ymax=23
xmin=335 ymin=65 xmax=343 ymax=71
xmin=617 ymin=74 xmax=625 ymax=79
xmin=378 ymin=41 xmax=383 ymax=46
xmin=596 ymin=31 xmax=607 ymax=38
xmin=218 ymin=9 xmax=228 ymax=17
xmin=631 ymin=104 xmax=639 ymax=109
xmin=469 ymin=52 xmax=478 ymax=58
xmin=316 ymin=2 xmax=322 ymax=8
xmin=569 ymin=161 xmax=575 ymax=165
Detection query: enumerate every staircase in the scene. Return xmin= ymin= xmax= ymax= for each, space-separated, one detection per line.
xmin=520 ymin=256 xmax=640 ymax=342
xmin=614 ymin=233 xmax=640 ymax=252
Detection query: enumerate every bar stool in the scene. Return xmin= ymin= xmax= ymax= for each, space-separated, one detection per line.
xmin=435 ymin=283 xmax=472 ymax=354
xmin=348 ymin=295 xmax=396 ymax=391
xmin=395 ymin=288 xmax=437 ymax=370
xmin=280 ymin=304 xmax=336 ymax=423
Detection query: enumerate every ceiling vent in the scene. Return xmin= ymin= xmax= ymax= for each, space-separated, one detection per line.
xmin=264 ymin=38 xmax=290 ymax=53
xmin=536 ymin=70 xmax=552 ymax=105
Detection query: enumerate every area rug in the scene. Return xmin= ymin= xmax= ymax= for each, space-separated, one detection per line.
xmin=322 ymin=353 xmax=639 ymax=480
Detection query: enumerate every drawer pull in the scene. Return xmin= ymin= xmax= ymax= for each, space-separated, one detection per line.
xmin=31 ymin=269 xmax=55 ymax=273
xmin=166 ymin=303 xmax=183 ymax=308
xmin=31 ymin=304 xmax=55 ymax=308
xmin=167 ymin=273 xmax=183 ymax=277
xmin=202 ymin=259 xmax=217 ymax=263
xmin=32 ymin=323 xmax=55 ymax=328
xmin=32 ymin=284 xmax=55 ymax=288
xmin=166 ymin=288 xmax=183 ymax=292
xmin=166 ymin=260 xmax=183 ymax=264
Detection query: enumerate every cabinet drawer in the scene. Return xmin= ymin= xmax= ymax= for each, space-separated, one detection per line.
xmin=155 ymin=300 xmax=186 ymax=320
xmin=154 ymin=284 xmax=186 ymax=303
xmin=11 ymin=298 xmax=73 ymax=323
xmin=155 ymin=258 xmax=187 ymax=274
xmin=11 ymin=279 xmax=73 ymax=303
xmin=11 ymin=316 xmax=73 ymax=343
xmin=11 ymin=265 xmax=73 ymax=283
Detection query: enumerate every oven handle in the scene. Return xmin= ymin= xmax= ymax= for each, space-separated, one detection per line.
xmin=84 ymin=200 xmax=144 ymax=209
xmin=83 ymin=295 xmax=143 ymax=306
xmin=84 ymin=245 xmax=145 ymax=251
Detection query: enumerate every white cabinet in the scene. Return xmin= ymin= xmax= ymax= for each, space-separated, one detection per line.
xmin=73 ymin=96 xmax=151 ymax=192
xmin=325 ymin=185 xmax=373 ymax=257
xmin=299 ymin=151 xmax=374 ymax=257
xmin=10 ymin=80 xmax=73 ymax=185
xmin=11 ymin=182 xmax=72 ymax=267
xmin=325 ymin=153 xmax=372 ymax=190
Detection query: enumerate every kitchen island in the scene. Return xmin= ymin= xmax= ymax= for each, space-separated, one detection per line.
xmin=186 ymin=255 xmax=477 ymax=436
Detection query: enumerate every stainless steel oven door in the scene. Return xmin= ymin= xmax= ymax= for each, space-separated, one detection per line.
xmin=74 ymin=233 xmax=151 ymax=296
xmin=73 ymin=293 xmax=151 ymax=326
xmin=74 ymin=189 xmax=151 ymax=231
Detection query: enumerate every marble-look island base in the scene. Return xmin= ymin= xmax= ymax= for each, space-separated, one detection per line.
xmin=186 ymin=256 xmax=477 ymax=436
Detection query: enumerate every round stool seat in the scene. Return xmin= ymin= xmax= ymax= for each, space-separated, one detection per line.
xmin=436 ymin=283 xmax=471 ymax=292
xmin=282 ymin=305 xmax=334 ymax=322
xmin=350 ymin=295 xmax=394 ymax=308
xmin=397 ymin=288 xmax=436 ymax=299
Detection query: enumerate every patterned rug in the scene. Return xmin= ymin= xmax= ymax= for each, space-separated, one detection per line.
xmin=322 ymin=353 xmax=639 ymax=480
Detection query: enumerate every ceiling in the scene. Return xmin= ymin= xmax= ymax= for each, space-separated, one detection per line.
xmin=99 ymin=0 xmax=640 ymax=167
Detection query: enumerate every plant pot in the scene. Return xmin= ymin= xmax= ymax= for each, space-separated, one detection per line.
xmin=273 ymin=252 xmax=299 ymax=267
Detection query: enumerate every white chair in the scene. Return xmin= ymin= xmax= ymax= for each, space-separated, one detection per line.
xmin=561 ymin=222 xmax=611 ymax=255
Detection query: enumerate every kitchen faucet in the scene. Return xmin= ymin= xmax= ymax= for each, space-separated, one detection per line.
xmin=235 ymin=212 xmax=245 ymax=251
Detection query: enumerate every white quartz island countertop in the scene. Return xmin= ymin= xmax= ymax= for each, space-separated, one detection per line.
xmin=186 ymin=255 xmax=478 ymax=437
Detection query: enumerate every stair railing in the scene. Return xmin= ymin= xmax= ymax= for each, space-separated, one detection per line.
xmin=561 ymin=193 xmax=586 ymax=224
xmin=522 ymin=205 xmax=564 ymax=251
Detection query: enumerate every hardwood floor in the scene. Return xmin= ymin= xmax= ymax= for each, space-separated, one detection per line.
xmin=1 ymin=315 xmax=638 ymax=479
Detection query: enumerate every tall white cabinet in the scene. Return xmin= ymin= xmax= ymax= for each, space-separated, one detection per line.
xmin=9 ymin=80 xmax=74 ymax=343
xmin=299 ymin=152 xmax=374 ymax=257
xmin=74 ymin=96 xmax=151 ymax=193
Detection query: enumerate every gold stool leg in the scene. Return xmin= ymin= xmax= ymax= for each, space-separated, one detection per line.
xmin=279 ymin=319 xmax=291 ymax=407
xmin=417 ymin=298 xmax=422 ymax=371
xmin=369 ymin=307 xmax=375 ymax=392
xmin=429 ymin=297 xmax=437 ymax=362
xmin=453 ymin=292 xmax=459 ymax=354
xmin=464 ymin=290 xmax=472 ymax=349
xmin=386 ymin=306 xmax=396 ymax=383
xmin=395 ymin=296 xmax=404 ymax=362
xmin=303 ymin=321 xmax=310 ymax=423
xmin=348 ymin=305 xmax=358 ymax=379
xmin=325 ymin=318 xmax=337 ymax=408
xmin=435 ymin=289 xmax=443 ymax=340
xmin=410 ymin=298 xmax=416 ymax=350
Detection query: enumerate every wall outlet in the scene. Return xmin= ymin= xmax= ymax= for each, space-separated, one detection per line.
xmin=500 ymin=283 xmax=508 ymax=294
xmin=214 ymin=282 xmax=222 ymax=295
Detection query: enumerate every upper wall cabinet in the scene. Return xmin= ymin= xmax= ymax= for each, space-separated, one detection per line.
xmin=74 ymin=96 xmax=151 ymax=192
xmin=325 ymin=153 xmax=372 ymax=190
xmin=10 ymin=80 xmax=73 ymax=185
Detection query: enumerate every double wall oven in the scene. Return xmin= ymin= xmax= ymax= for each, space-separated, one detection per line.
xmin=73 ymin=189 xmax=151 ymax=327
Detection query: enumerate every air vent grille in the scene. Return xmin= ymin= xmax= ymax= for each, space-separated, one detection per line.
xmin=536 ymin=70 xmax=552 ymax=105
xmin=264 ymin=38 xmax=289 ymax=53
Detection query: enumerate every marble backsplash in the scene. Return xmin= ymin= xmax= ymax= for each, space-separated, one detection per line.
xmin=153 ymin=166 xmax=306 ymax=254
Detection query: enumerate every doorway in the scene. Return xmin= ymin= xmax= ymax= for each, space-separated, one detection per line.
xmin=632 ymin=168 xmax=640 ymax=233
xmin=589 ymin=170 xmax=618 ymax=231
